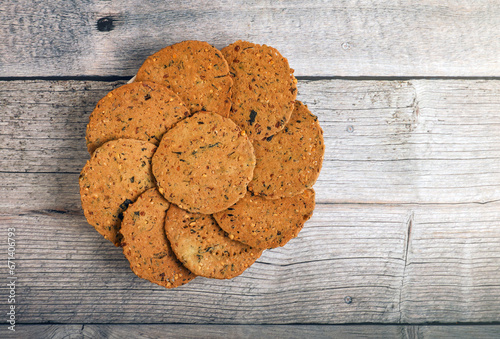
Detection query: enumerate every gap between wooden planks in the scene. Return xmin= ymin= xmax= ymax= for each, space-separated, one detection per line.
xmin=1 ymin=79 xmax=500 ymax=324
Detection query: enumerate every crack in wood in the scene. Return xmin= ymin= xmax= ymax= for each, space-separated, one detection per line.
xmin=399 ymin=211 xmax=414 ymax=323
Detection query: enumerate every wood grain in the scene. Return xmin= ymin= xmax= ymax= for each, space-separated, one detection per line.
xmin=401 ymin=204 xmax=500 ymax=323
xmin=3 ymin=200 xmax=499 ymax=323
xmin=6 ymin=324 xmax=500 ymax=339
xmin=2 ymin=80 xmax=500 ymax=204
xmin=1 ymin=1 xmax=499 ymax=77
xmin=1 ymin=79 xmax=500 ymax=324
xmin=1 ymin=203 xmax=406 ymax=324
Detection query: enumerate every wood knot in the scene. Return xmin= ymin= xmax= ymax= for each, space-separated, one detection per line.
xmin=97 ymin=17 xmax=114 ymax=32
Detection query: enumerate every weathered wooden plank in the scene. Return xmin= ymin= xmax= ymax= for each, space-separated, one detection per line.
xmin=0 ymin=324 xmax=404 ymax=339
xmin=417 ymin=325 xmax=500 ymax=339
xmin=1 ymin=1 xmax=499 ymax=77
xmin=0 ymin=202 xmax=408 ymax=324
xmin=7 ymin=324 xmax=404 ymax=339
xmin=401 ymin=204 xmax=500 ymax=323
xmin=47 ymin=324 xmax=500 ymax=339
xmin=2 ymin=80 xmax=500 ymax=205
xmin=5 ymin=324 xmax=500 ymax=339
xmin=0 ymin=81 xmax=117 ymax=174
xmin=303 ymin=79 xmax=500 ymax=205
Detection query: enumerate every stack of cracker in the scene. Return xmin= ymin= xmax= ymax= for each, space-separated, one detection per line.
xmin=79 ymin=40 xmax=324 ymax=288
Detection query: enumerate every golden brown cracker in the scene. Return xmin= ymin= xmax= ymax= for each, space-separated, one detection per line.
xmin=152 ymin=112 xmax=255 ymax=214
xmin=221 ymin=40 xmax=297 ymax=140
xmin=79 ymin=139 xmax=157 ymax=245
xmin=120 ymin=188 xmax=196 ymax=288
xmin=136 ymin=40 xmax=232 ymax=116
xmin=248 ymin=101 xmax=324 ymax=199
xmin=165 ymin=205 xmax=262 ymax=279
xmin=86 ymin=81 xmax=190 ymax=154
xmin=213 ymin=189 xmax=315 ymax=249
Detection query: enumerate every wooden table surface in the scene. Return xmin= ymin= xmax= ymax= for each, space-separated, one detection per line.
xmin=1 ymin=1 xmax=500 ymax=338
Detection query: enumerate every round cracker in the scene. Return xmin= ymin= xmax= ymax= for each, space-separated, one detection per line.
xmin=120 ymin=188 xmax=196 ymax=288
xmin=86 ymin=81 xmax=190 ymax=154
xmin=248 ymin=101 xmax=324 ymax=199
xmin=221 ymin=40 xmax=297 ymax=140
xmin=135 ymin=40 xmax=232 ymax=116
xmin=213 ymin=189 xmax=315 ymax=249
xmin=165 ymin=204 xmax=262 ymax=279
xmin=79 ymin=139 xmax=157 ymax=245
xmin=152 ymin=112 xmax=255 ymax=214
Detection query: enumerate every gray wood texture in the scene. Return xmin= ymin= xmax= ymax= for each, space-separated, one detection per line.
xmin=1 ymin=1 xmax=499 ymax=77
xmin=6 ymin=324 xmax=500 ymax=339
xmin=1 ymin=80 xmax=499 ymax=325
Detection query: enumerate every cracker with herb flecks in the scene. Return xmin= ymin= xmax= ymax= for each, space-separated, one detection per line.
xmin=79 ymin=40 xmax=324 ymax=288
xmin=120 ymin=188 xmax=196 ymax=288
xmin=136 ymin=40 xmax=232 ymax=116
xmin=86 ymin=81 xmax=190 ymax=154
xmin=165 ymin=204 xmax=262 ymax=279
xmin=152 ymin=111 xmax=255 ymax=214
xmin=248 ymin=101 xmax=324 ymax=199
xmin=79 ymin=139 xmax=157 ymax=245
xmin=213 ymin=189 xmax=315 ymax=249
xmin=221 ymin=40 xmax=297 ymax=140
